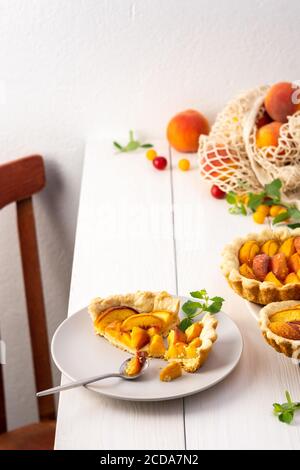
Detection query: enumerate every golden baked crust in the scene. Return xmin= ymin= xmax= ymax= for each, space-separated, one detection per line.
xmin=89 ymin=290 xmax=180 ymax=321
xmin=169 ymin=313 xmax=218 ymax=372
xmin=259 ymin=301 xmax=300 ymax=359
xmin=221 ymin=227 xmax=300 ymax=305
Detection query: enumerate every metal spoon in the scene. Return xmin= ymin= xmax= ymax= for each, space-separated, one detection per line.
xmin=36 ymin=357 xmax=149 ymax=397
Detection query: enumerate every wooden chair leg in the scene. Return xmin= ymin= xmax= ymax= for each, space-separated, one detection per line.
xmin=16 ymin=198 xmax=55 ymax=421
xmin=0 ymin=362 xmax=6 ymax=433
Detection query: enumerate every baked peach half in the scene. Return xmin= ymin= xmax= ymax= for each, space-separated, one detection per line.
xmin=121 ymin=314 xmax=163 ymax=332
xmin=94 ymin=307 xmax=138 ymax=334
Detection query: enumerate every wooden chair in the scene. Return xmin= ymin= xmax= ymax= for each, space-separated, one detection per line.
xmin=0 ymin=155 xmax=56 ymax=450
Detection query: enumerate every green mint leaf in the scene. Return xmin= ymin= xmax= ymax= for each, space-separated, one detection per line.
xmin=182 ymin=301 xmax=202 ymax=316
xmin=226 ymin=191 xmax=237 ymax=205
xmin=179 ymin=317 xmax=193 ymax=332
xmin=288 ymin=207 xmax=300 ymax=220
xmin=286 ymin=391 xmax=293 ymax=405
xmin=206 ymin=300 xmax=223 ymax=313
xmin=190 ymin=290 xmax=207 ymax=299
xmin=140 ymin=143 xmax=153 ymax=148
xmin=265 ymin=179 xmax=282 ymax=200
xmin=210 ymin=296 xmax=224 ymax=304
xmin=239 ymin=203 xmax=247 ymax=216
xmin=273 ymin=403 xmax=283 ymax=413
xmin=279 ymin=411 xmax=294 ymax=424
xmin=228 ymin=206 xmax=239 ymax=215
xmin=229 ymin=205 xmax=247 ymax=215
xmin=288 ymin=223 xmax=300 ymax=229
xmin=125 ymin=141 xmax=140 ymax=151
xmin=273 ymin=209 xmax=290 ymax=225
xmin=247 ymin=192 xmax=265 ymax=211
xmin=113 ymin=141 xmax=123 ymax=151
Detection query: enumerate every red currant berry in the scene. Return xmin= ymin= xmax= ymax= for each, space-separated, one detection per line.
xmin=153 ymin=156 xmax=167 ymax=170
xmin=211 ymin=184 xmax=226 ymax=199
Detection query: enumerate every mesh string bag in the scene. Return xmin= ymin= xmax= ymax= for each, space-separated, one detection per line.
xmin=199 ymin=84 xmax=300 ymax=204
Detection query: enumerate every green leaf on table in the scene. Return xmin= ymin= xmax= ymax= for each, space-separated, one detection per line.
xmin=239 ymin=203 xmax=247 ymax=216
xmin=273 ymin=403 xmax=283 ymax=413
xmin=247 ymin=192 xmax=265 ymax=211
xmin=265 ymin=178 xmax=282 ymax=200
xmin=273 ymin=209 xmax=291 ymax=225
xmin=182 ymin=301 xmax=202 ymax=316
xmin=113 ymin=130 xmax=153 ymax=153
xmin=140 ymin=143 xmax=153 ymax=148
xmin=113 ymin=141 xmax=124 ymax=151
xmin=125 ymin=141 xmax=140 ymax=151
xmin=179 ymin=317 xmax=193 ymax=332
xmin=288 ymin=223 xmax=300 ymax=229
xmin=273 ymin=390 xmax=300 ymax=424
xmin=228 ymin=204 xmax=247 ymax=215
xmin=288 ymin=207 xmax=300 ymax=220
xmin=226 ymin=191 xmax=237 ymax=205
xmin=279 ymin=411 xmax=294 ymax=424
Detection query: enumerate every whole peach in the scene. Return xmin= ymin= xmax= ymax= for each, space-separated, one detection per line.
xmin=265 ymin=82 xmax=300 ymax=123
xmin=167 ymin=109 xmax=210 ymax=153
xmin=256 ymin=121 xmax=282 ymax=148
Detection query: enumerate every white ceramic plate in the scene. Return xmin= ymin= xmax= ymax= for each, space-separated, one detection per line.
xmin=51 ymin=298 xmax=243 ymax=401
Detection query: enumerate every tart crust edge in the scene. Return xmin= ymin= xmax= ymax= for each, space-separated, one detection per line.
xmin=259 ymin=300 xmax=300 ymax=359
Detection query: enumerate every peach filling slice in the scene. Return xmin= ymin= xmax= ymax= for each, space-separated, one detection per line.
xmin=125 ymin=352 xmax=147 ymax=377
xmin=100 ymin=307 xmax=178 ymax=353
xmin=238 ymin=237 xmax=300 ymax=286
xmin=165 ymin=326 xmax=202 ymax=360
xmin=160 ymin=362 xmax=182 ymax=382
xmin=268 ymin=308 xmax=300 ymax=340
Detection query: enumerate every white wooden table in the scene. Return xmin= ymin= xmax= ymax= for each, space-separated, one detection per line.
xmin=55 ymin=140 xmax=300 ymax=450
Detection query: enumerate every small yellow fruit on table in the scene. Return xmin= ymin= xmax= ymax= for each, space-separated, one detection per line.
xmin=256 ymin=204 xmax=270 ymax=216
xmin=146 ymin=149 xmax=157 ymax=161
xmin=253 ymin=211 xmax=266 ymax=224
xmin=178 ymin=158 xmax=190 ymax=171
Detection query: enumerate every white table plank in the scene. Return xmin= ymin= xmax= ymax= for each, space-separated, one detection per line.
xmin=170 ymin=148 xmax=300 ymax=450
xmin=54 ymin=140 xmax=185 ymax=450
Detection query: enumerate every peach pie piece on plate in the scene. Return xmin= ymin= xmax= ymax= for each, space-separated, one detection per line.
xmin=88 ymin=291 xmax=180 ymax=357
xmin=88 ymin=290 xmax=218 ymax=374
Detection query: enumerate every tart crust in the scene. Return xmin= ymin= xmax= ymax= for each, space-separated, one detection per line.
xmin=168 ymin=313 xmax=218 ymax=372
xmin=221 ymin=227 xmax=300 ymax=305
xmin=259 ymin=301 xmax=300 ymax=359
xmin=89 ymin=290 xmax=180 ymax=321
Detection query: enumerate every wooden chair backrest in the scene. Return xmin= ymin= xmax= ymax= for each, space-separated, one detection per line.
xmin=0 ymin=155 xmax=55 ymax=433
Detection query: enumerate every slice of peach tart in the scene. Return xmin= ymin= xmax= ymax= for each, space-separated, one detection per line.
xmin=88 ymin=291 xmax=180 ymax=357
xmin=88 ymin=291 xmax=218 ymax=374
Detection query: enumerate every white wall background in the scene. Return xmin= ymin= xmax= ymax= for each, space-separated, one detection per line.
xmin=1 ymin=0 xmax=300 ymax=430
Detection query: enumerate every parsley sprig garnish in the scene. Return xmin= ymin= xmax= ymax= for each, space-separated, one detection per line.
xmin=113 ymin=130 xmax=153 ymax=153
xmin=226 ymin=178 xmax=300 ymax=227
xmin=273 ymin=391 xmax=300 ymax=424
xmin=179 ymin=290 xmax=224 ymax=331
